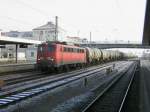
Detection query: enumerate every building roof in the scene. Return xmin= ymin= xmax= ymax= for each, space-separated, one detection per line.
xmin=33 ymin=22 xmax=56 ymax=31
xmin=1 ymin=31 xmax=33 ymax=38
xmin=19 ymin=31 xmax=33 ymax=37
xmin=33 ymin=21 xmax=66 ymax=32
xmin=0 ymin=36 xmax=42 ymax=44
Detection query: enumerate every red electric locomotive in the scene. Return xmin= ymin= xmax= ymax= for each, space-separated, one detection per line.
xmin=37 ymin=42 xmax=86 ymax=71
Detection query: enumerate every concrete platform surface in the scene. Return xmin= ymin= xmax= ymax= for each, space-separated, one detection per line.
xmin=140 ymin=60 xmax=150 ymax=112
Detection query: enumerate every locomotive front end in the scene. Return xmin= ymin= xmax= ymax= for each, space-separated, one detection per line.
xmin=37 ymin=43 xmax=56 ymax=70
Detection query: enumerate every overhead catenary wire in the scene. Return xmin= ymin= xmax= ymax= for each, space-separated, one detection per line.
xmin=0 ymin=16 xmax=34 ymax=26
xmin=1 ymin=0 xmax=87 ymax=36
xmin=0 ymin=15 xmax=36 ymax=31
xmin=1 ymin=0 xmax=57 ymax=30
xmin=12 ymin=0 xmax=54 ymax=20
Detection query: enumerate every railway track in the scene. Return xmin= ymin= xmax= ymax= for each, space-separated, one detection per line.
xmin=81 ymin=61 xmax=138 ymax=112
xmin=0 ymin=61 xmax=128 ymax=109
xmin=1 ymin=61 xmax=123 ymax=87
xmin=1 ymin=61 xmax=126 ymax=94
xmin=0 ymin=71 xmax=39 ymax=80
xmin=5 ymin=73 xmax=48 ymax=86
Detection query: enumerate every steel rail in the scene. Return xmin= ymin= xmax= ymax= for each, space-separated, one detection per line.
xmin=118 ymin=62 xmax=138 ymax=112
xmin=0 ymin=62 xmax=127 ymax=108
xmin=1 ymin=61 xmax=124 ymax=93
xmin=81 ymin=62 xmax=137 ymax=112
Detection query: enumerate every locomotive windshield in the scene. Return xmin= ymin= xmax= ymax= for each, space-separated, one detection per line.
xmin=48 ymin=45 xmax=55 ymax=52
xmin=38 ymin=44 xmax=55 ymax=53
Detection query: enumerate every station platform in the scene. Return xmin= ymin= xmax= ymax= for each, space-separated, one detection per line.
xmin=140 ymin=60 xmax=150 ymax=112
xmin=0 ymin=62 xmax=35 ymax=74
xmin=0 ymin=60 xmax=35 ymax=65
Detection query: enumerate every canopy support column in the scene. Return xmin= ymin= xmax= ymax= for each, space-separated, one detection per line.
xmin=15 ymin=44 xmax=18 ymax=63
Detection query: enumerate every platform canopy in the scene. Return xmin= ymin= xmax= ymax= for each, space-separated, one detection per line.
xmin=0 ymin=36 xmax=43 ymax=45
xmin=0 ymin=36 xmax=43 ymax=63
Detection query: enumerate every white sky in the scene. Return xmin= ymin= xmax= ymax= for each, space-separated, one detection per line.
xmin=0 ymin=0 xmax=147 ymax=42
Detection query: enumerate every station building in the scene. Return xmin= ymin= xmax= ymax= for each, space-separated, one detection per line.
xmin=32 ymin=21 xmax=66 ymax=41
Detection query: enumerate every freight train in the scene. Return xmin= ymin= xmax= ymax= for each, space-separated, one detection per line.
xmin=36 ymin=41 xmax=132 ymax=71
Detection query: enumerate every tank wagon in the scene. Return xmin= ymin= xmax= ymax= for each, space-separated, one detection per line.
xmin=85 ymin=47 xmax=103 ymax=64
xmin=37 ymin=42 xmax=128 ymax=71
